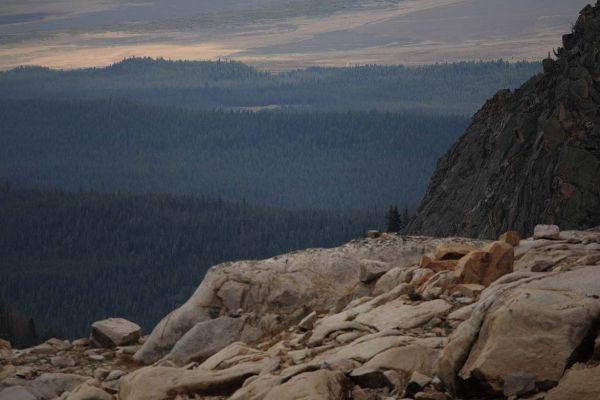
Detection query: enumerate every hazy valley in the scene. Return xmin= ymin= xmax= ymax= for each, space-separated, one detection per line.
xmin=1 ymin=1 xmax=600 ymax=400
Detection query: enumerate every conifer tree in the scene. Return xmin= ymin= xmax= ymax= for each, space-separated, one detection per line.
xmin=386 ymin=206 xmax=401 ymax=233
xmin=402 ymin=207 xmax=410 ymax=229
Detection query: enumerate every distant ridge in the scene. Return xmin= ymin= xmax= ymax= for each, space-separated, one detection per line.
xmin=0 ymin=58 xmax=539 ymax=115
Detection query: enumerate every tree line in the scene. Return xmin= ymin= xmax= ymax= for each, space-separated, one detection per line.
xmin=0 ymin=99 xmax=469 ymax=209
xmin=0 ymin=183 xmax=388 ymax=339
xmin=0 ymin=58 xmax=540 ymax=115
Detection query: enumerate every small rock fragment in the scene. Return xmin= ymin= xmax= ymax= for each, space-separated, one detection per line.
xmin=88 ymin=354 xmax=105 ymax=362
xmin=298 ymin=311 xmax=318 ymax=331
xmin=71 ymin=338 xmax=90 ymax=347
xmin=405 ymin=371 xmax=432 ymax=398
xmin=414 ymin=391 xmax=449 ymax=400
xmin=0 ymin=339 xmax=11 ymax=351
xmin=454 ymin=284 xmax=485 ymax=298
xmin=94 ymin=369 xmax=110 ymax=380
xmin=30 ymin=343 xmax=54 ymax=354
xmin=533 ymin=225 xmax=560 ymax=240
xmin=50 ymin=356 xmax=76 ymax=368
xmin=91 ymin=318 xmax=141 ymax=348
xmin=383 ymin=370 xmax=407 ymax=395
xmin=106 ymin=370 xmax=127 ymax=381
xmin=15 ymin=367 xmax=35 ymax=379
xmin=46 ymin=338 xmax=71 ymax=350
xmin=359 ymin=260 xmax=389 ymax=283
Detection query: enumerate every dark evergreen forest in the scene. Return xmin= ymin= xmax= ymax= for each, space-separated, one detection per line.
xmin=0 ymin=99 xmax=469 ymax=208
xmin=0 ymin=58 xmax=541 ymax=340
xmin=0 ymin=184 xmax=380 ymax=338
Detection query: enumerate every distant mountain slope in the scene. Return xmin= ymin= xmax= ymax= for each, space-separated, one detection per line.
xmin=0 ymin=58 xmax=540 ymax=115
xmin=0 ymin=99 xmax=468 ymax=209
xmin=0 ymin=184 xmax=379 ymax=337
xmin=408 ymin=4 xmax=600 ymax=238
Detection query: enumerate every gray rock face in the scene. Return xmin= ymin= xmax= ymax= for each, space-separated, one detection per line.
xmin=407 ymin=4 xmax=600 ymax=239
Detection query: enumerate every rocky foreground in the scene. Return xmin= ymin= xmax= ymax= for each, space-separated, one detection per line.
xmin=1 ymin=225 xmax=600 ymax=400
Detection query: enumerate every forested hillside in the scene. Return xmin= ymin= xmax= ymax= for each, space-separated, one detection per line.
xmin=0 ymin=58 xmax=540 ymax=115
xmin=0 ymin=184 xmax=380 ymax=337
xmin=0 ymin=99 xmax=469 ymax=208
xmin=0 ymin=58 xmax=542 ymax=341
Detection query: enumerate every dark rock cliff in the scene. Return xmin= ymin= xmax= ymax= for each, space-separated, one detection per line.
xmin=407 ymin=3 xmax=600 ymax=239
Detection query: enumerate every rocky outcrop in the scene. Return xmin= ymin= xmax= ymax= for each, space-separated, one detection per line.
xmin=133 ymin=235 xmax=465 ymax=365
xmin=2 ymin=224 xmax=600 ymax=399
xmin=407 ymin=3 xmax=600 ymax=239
xmin=459 ymin=283 xmax=600 ymax=393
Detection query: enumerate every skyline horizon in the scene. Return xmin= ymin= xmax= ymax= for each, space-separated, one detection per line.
xmin=0 ymin=0 xmax=587 ymax=71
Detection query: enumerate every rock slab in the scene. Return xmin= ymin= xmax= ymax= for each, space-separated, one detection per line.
xmin=91 ymin=318 xmax=141 ymax=348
